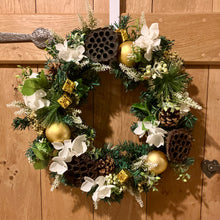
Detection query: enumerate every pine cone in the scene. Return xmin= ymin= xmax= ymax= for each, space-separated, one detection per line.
xmin=63 ymin=154 xmax=99 ymax=187
xmin=97 ymin=156 xmax=115 ymax=175
xmin=166 ymin=129 xmax=192 ymax=163
xmin=47 ymin=62 xmax=60 ymax=75
xmin=159 ymin=108 xmax=180 ymax=127
xmin=85 ymin=27 xmax=119 ymax=63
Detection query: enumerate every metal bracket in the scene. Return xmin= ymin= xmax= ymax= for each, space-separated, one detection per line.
xmin=0 ymin=28 xmax=53 ymax=49
xmin=201 ymin=159 xmax=220 ymax=178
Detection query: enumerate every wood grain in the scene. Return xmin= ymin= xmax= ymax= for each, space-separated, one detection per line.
xmin=0 ymin=0 xmax=35 ymax=14
xmin=0 ymin=65 xmax=41 ymax=220
xmin=146 ymin=66 xmax=208 ymax=220
xmin=153 ymin=0 xmax=213 ymax=13
xmin=125 ymin=0 xmax=152 ymax=13
xmin=200 ymin=66 xmax=220 ymax=220
xmin=0 ymin=13 xmax=220 ymax=64
xmin=36 ymin=0 xmax=93 ymax=13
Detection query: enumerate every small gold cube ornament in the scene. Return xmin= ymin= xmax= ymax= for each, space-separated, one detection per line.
xmin=116 ymin=29 xmax=128 ymax=42
xmin=57 ymin=93 xmax=72 ymax=109
xmin=117 ymin=169 xmax=130 ymax=183
xmin=62 ymin=79 xmax=77 ymax=94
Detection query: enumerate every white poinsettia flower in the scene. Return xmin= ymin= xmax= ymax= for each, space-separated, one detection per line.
xmin=134 ymin=23 xmax=161 ymax=61
xmin=81 ymin=176 xmax=114 ymax=203
xmin=49 ymin=157 xmax=68 ymax=175
xmin=49 ymin=135 xmax=88 ymax=175
xmin=80 ymin=176 xmax=97 ymax=192
xmin=92 ymin=185 xmax=114 ymax=202
xmin=133 ymin=121 xmax=147 ymax=138
xmin=134 ymin=121 xmax=167 ymax=148
xmin=71 ymin=134 xmax=87 ymax=156
xmin=52 ymin=139 xmax=73 ymax=150
xmin=80 ymin=176 xmax=106 ymax=192
xmin=146 ymin=134 xmax=165 ymax=148
xmin=55 ymin=40 xmax=85 ymax=62
xmin=23 ymin=89 xmax=50 ymax=111
xmin=29 ymin=72 xmax=38 ymax=79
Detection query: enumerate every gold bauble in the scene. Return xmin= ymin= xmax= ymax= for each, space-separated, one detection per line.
xmin=118 ymin=41 xmax=135 ymax=67
xmin=45 ymin=123 xmax=71 ymax=143
xmin=145 ymin=151 xmax=168 ymax=175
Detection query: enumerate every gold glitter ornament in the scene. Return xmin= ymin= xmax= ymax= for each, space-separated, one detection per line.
xmin=145 ymin=151 xmax=168 ymax=175
xmin=62 ymin=79 xmax=77 ymax=94
xmin=116 ymin=29 xmax=128 ymax=42
xmin=57 ymin=93 xmax=72 ymax=109
xmin=45 ymin=122 xmax=71 ymax=143
xmin=117 ymin=169 xmax=130 ymax=183
xmin=118 ymin=41 xmax=135 ymax=67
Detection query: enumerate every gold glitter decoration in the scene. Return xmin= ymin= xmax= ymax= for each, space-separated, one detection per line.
xmin=62 ymin=79 xmax=76 ymax=94
xmin=117 ymin=169 xmax=130 ymax=183
xmin=57 ymin=93 xmax=72 ymax=109
xmin=116 ymin=29 xmax=128 ymax=42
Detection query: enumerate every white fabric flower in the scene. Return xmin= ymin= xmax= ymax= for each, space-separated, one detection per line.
xmin=134 ymin=121 xmax=167 ymax=148
xmin=49 ymin=135 xmax=88 ymax=175
xmin=134 ymin=23 xmax=161 ymax=61
xmin=81 ymin=176 xmax=114 ymax=203
xmin=23 ymin=89 xmax=50 ymax=111
xmin=29 ymin=72 xmax=38 ymax=79
xmin=55 ymin=40 xmax=85 ymax=62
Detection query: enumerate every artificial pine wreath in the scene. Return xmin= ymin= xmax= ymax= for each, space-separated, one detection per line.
xmin=8 ymin=8 xmax=202 ymax=209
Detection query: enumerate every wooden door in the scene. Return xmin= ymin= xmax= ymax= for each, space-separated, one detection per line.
xmin=0 ymin=0 xmax=219 ymax=220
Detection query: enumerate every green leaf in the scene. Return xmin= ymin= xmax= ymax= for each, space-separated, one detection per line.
xmin=21 ymin=79 xmax=41 ymax=95
xmin=32 ymin=148 xmax=46 ymax=160
xmin=132 ymin=103 xmax=148 ymax=112
xmin=21 ymin=70 xmax=48 ymax=96
xmin=33 ymin=160 xmax=48 ymax=169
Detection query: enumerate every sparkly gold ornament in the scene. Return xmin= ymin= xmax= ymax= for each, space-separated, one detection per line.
xmin=118 ymin=41 xmax=135 ymax=67
xmin=117 ymin=169 xmax=130 ymax=183
xmin=45 ymin=122 xmax=71 ymax=143
xmin=62 ymin=79 xmax=77 ymax=94
xmin=115 ymin=29 xmax=128 ymax=42
xmin=145 ymin=151 xmax=168 ymax=175
xmin=57 ymin=93 xmax=72 ymax=109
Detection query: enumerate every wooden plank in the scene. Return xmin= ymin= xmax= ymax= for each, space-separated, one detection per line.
xmin=153 ymin=0 xmax=212 ymax=13
xmin=0 ymin=13 xmax=220 ymax=64
xmin=36 ymin=0 xmax=93 ymax=13
xmin=125 ymin=0 xmax=152 ymax=13
xmin=0 ymin=0 xmax=35 ymax=14
xmin=213 ymin=0 xmax=220 ymax=12
xmin=37 ymin=5 xmax=95 ymax=220
xmin=200 ymin=3 xmax=220 ymax=220
xmin=200 ymin=66 xmax=220 ymax=220
xmin=0 ymin=65 xmax=41 ymax=220
xmin=40 ymin=62 xmax=94 ymax=220
xmin=146 ymin=66 xmax=208 ymax=220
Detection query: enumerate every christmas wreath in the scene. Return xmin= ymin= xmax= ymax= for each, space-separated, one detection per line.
xmin=8 ymin=8 xmax=202 ymax=209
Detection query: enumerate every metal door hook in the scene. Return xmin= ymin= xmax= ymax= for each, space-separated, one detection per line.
xmin=201 ymin=159 xmax=220 ymax=178
xmin=0 ymin=28 xmax=53 ymax=49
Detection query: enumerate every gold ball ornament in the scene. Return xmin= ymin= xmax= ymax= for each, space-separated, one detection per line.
xmin=145 ymin=151 xmax=168 ymax=175
xmin=45 ymin=123 xmax=71 ymax=143
xmin=118 ymin=41 xmax=135 ymax=67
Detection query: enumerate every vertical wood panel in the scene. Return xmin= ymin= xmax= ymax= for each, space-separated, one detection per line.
xmin=38 ymin=1 xmax=94 ymax=220
xmin=146 ymin=67 xmax=208 ymax=220
xmin=36 ymin=0 xmax=93 ymax=13
xmin=94 ymin=1 xmax=150 ymax=219
xmin=201 ymin=66 xmax=220 ymax=220
xmin=0 ymin=65 xmax=41 ymax=220
xmin=148 ymin=1 xmax=212 ymax=220
xmin=124 ymin=0 xmax=152 ymax=13
xmin=153 ymin=0 xmax=212 ymax=13
xmin=0 ymin=0 xmax=35 ymax=13
xmin=200 ymin=3 xmax=220 ymax=220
